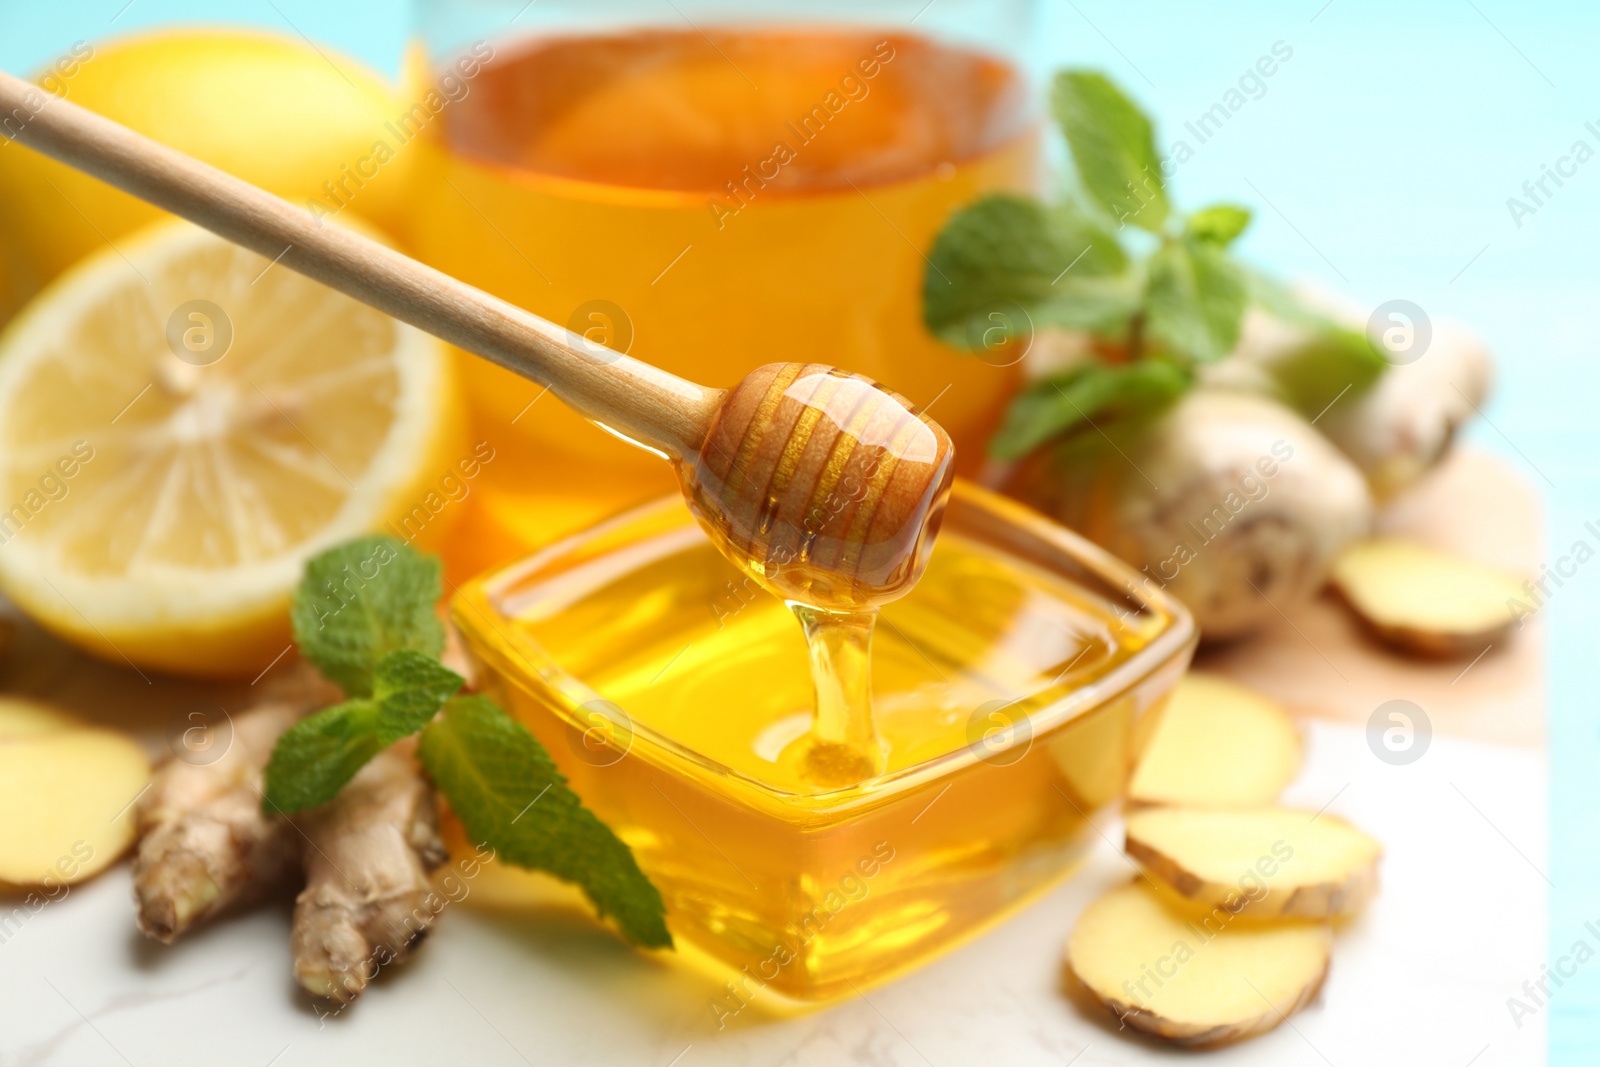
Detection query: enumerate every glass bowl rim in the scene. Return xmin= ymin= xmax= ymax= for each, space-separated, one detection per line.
xmin=451 ymin=479 xmax=1197 ymax=812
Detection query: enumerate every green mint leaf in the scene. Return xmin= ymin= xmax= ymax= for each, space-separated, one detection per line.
xmin=1242 ymin=270 xmax=1388 ymax=415
xmin=1244 ymin=269 xmax=1322 ymax=327
xmin=419 ymin=695 xmax=671 ymax=949
xmin=290 ymin=537 xmax=444 ymax=698
xmin=372 ymin=648 xmax=463 ymax=742
xmin=989 ymin=360 xmax=1191 ymax=460
xmin=924 ymin=194 xmax=1133 ymax=349
xmin=262 ymin=701 xmax=384 ymax=813
xmin=1052 ymin=70 xmax=1168 ymax=232
xmin=1145 ymin=238 xmax=1248 ymax=363
xmin=1186 ymin=203 xmax=1252 ymax=246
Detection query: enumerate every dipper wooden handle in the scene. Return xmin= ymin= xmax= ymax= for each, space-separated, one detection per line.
xmin=0 ymin=69 xmax=954 ymax=606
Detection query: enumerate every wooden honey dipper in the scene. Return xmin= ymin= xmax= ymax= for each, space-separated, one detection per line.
xmin=0 ymin=70 xmax=954 ymax=611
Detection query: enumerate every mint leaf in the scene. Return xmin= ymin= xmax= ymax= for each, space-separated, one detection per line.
xmin=290 ymin=537 xmax=444 ymax=698
xmin=1245 ymin=269 xmax=1321 ymax=326
xmin=419 ymin=695 xmax=671 ymax=949
xmin=262 ymin=649 xmax=461 ymax=813
xmin=989 ymin=360 xmax=1191 ymax=460
xmin=924 ymin=194 xmax=1134 ymax=348
xmin=1243 ymin=271 xmax=1388 ymax=415
xmin=262 ymin=701 xmax=384 ymax=813
xmin=373 ymin=649 xmax=463 ymax=742
xmin=1186 ymin=203 xmax=1252 ymax=246
xmin=1145 ymin=238 xmax=1248 ymax=363
xmin=1052 ymin=71 xmax=1168 ymax=232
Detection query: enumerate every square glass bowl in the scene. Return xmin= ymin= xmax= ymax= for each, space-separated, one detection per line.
xmin=451 ymin=480 xmax=1196 ymax=1003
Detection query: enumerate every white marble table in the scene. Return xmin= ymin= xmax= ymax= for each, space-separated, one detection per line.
xmin=0 ymin=718 xmax=1546 ymax=1067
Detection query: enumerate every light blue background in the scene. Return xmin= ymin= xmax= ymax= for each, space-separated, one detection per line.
xmin=4 ymin=1 xmax=1595 ymax=1060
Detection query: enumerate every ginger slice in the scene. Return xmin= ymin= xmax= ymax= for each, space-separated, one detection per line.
xmin=1330 ymin=537 xmax=1524 ymax=657
xmin=0 ymin=728 xmax=150 ymax=885
xmin=1125 ymin=807 xmax=1381 ymax=920
xmin=1127 ymin=674 xmax=1299 ymax=809
xmin=0 ymin=695 xmax=79 ymax=741
xmin=1066 ymin=880 xmax=1331 ymax=1048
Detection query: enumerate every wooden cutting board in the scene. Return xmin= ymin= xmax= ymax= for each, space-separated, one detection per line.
xmin=1198 ymin=444 xmax=1545 ymax=749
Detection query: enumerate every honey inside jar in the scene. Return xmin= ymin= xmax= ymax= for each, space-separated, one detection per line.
xmin=529 ymin=527 xmax=1152 ymax=794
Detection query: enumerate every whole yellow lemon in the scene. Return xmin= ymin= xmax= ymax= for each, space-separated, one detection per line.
xmin=0 ymin=29 xmax=414 ymax=312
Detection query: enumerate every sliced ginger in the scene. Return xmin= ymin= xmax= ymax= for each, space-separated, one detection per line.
xmin=1330 ymin=537 xmax=1525 ymax=657
xmin=1127 ymin=674 xmax=1299 ymax=809
xmin=1126 ymin=806 xmax=1381 ymax=921
xmin=0 ymin=695 xmax=80 ymax=741
xmin=0 ymin=728 xmax=150 ymax=884
xmin=1067 ymin=880 xmax=1331 ymax=1048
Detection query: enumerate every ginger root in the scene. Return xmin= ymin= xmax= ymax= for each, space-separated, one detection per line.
xmin=1008 ymin=389 xmax=1372 ymax=640
xmin=133 ymin=698 xmax=308 ymax=942
xmin=1221 ymin=303 xmax=1493 ymax=501
xmin=291 ymin=743 xmax=448 ymax=1003
xmin=134 ymin=674 xmax=449 ymax=1006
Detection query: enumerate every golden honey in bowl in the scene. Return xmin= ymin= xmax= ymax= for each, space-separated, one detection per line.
xmin=452 ymin=482 xmax=1196 ymax=1003
xmin=413 ymin=27 xmax=1040 ymax=568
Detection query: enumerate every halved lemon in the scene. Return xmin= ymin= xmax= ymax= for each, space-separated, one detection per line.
xmin=0 ymin=218 xmax=465 ymax=678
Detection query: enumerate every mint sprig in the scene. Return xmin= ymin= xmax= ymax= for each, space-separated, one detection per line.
xmin=419 ymin=695 xmax=671 ymax=948
xmin=924 ymin=69 xmax=1386 ymax=459
xmin=263 ymin=537 xmax=671 ymax=949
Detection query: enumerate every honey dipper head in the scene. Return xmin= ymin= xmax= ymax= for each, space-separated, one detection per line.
xmin=679 ymin=363 xmax=955 ymax=611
